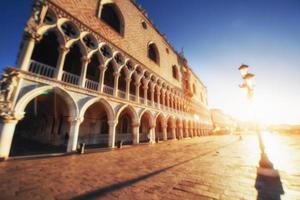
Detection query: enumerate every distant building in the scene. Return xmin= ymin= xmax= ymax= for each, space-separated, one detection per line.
xmin=0 ymin=0 xmax=213 ymax=159
xmin=210 ymin=109 xmax=237 ymax=135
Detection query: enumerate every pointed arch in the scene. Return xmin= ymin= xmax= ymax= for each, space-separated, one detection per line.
xmin=148 ymin=42 xmax=160 ymax=65
xmin=79 ymin=97 xmax=114 ymax=121
xmin=99 ymin=3 xmax=125 ymax=35
xmin=14 ymin=86 xmax=78 ymax=118
xmin=115 ymin=105 xmax=138 ymax=125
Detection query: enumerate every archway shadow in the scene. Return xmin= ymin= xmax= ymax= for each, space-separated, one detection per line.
xmin=71 ymin=140 xmax=238 ymax=200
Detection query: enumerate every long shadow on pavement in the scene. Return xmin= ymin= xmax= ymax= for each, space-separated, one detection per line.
xmin=71 ymin=140 xmax=238 ymax=200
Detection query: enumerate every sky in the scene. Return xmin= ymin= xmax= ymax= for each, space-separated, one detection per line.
xmin=0 ymin=1 xmax=299 ymax=125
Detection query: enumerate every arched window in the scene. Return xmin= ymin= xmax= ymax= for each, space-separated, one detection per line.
xmin=63 ymin=43 xmax=82 ymax=76
xmin=31 ymin=31 xmax=59 ymax=68
xmin=193 ymin=83 xmax=196 ymax=94
xmin=172 ymin=65 xmax=179 ymax=80
xmin=100 ymin=4 xmax=123 ymax=34
xmin=86 ymin=54 xmax=101 ymax=82
xmin=148 ymin=43 xmax=159 ymax=64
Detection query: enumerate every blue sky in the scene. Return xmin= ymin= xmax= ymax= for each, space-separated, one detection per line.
xmin=0 ymin=1 xmax=299 ymax=124
xmin=137 ymin=0 xmax=300 ymax=124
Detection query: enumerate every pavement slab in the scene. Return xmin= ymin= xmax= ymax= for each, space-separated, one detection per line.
xmin=1 ymin=133 xmax=300 ymax=200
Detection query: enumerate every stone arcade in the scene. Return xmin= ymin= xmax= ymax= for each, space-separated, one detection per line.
xmin=0 ymin=0 xmax=213 ymax=160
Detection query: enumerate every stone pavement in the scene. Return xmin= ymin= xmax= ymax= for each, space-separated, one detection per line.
xmin=0 ymin=133 xmax=300 ymax=200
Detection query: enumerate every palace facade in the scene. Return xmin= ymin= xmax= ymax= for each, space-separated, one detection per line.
xmin=0 ymin=0 xmax=213 ymax=160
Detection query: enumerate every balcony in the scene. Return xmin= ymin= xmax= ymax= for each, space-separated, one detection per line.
xmin=62 ymin=71 xmax=80 ymax=85
xmin=85 ymin=79 xmax=99 ymax=91
xmin=25 ymin=61 xmax=184 ymax=114
xmin=29 ymin=60 xmax=55 ymax=78
xmin=118 ymin=90 xmax=126 ymax=99
xmin=103 ymin=85 xmax=114 ymax=96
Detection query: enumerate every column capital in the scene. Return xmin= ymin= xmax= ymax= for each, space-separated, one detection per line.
xmin=99 ymin=65 xmax=107 ymax=71
xmin=135 ymin=82 xmax=141 ymax=87
xmin=0 ymin=111 xmax=24 ymax=123
xmin=67 ymin=116 xmax=84 ymax=124
xmin=24 ymin=31 xmax=41 ymax=42
xmin=58 ymin=45 xmax=69 ymax=53
xmin=132 ymin=122 xmax=140 ymax=128
xmin=113 ymin=72 xmax=120 ymax=77
xmin=125 ymin=77 xmax=131 ymax=82
xmin=81 ymin=56 xmax=90 ymax=64
xmin=108 ymin=120 xmax=118 ymax=126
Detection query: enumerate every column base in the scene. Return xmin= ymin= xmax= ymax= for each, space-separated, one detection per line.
xmin=0 ymin=157 xmax=6 ymax=162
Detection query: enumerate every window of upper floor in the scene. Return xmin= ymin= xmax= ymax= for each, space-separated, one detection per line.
xmin=148 ymin=42 xmax=159 ymax=65
xmin=99 ymin=3 xmax=124 ymax=35
xmin=172 ymin=65 xmax=179 ymax=80
xmin=193 ymin=83 xmax=196 ymax=94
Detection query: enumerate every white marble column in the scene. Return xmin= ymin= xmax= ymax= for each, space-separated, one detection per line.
xmin=113 ymin=72 xmax=120 ymax=97
xmin=163 ymin=123 xmax=167 ymax=141
xmin=0 ymin=118 xmax=19 ymax=160
xmin=149 ymin=125 xmax=156 ymax=144
xmin=54 ymin=46 xmax=69 ymax=81
xmin=67 ymin=117 xmax=83 ymax=152
xmin=135 ymin=82 xmax=140 ymax=103
xmin=172 ymin=127 xmax=176 ymax=140
xmin=99 ymin=65 xmax=107 ymax=93
xmin=79 ymin=57 xmax=90 ymax=88
xmin=108 ymin=120 xmax=117 ymax=148
xmin=150 ymin=85 xmax=155 ymax=107
xmin=132 ymin=123 xmax=140 ymax=145
xmin=143 ymin=85 xmax=148 ymax=105
xmin=125 ymin=77 xmax=131 ymax=100
xmin=17 ymin=33 xmax=37 ymax=71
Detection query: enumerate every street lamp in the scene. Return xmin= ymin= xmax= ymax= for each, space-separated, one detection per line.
xmin=238 ymin=64 xmax=275 ymax=171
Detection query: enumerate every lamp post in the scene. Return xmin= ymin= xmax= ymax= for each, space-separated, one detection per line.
xmin=238 ymin=64 xmax=276 ymax=171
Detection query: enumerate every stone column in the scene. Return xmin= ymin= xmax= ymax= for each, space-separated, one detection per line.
xmin=67 ymin=117 xmax=83 ymax=152
xmin=157 ymin=89 xmax=161 ymax=108
xmin=135 ymin=82 xmax=140 ymax=103
xmin=143 ymin=85 xmax=148 ymax=106
xmin=132 ymin=123 xmax=140 ymax=145
xmin=150 ymin=85 xmax=155 ymax=107
xmin=125 ymin=77 xmax=131 ymax=100
xmin=161 ymin=89 xmax=166 ymax=109
xmin=179 ymin=127 xmax=183 ymax=139
xmin=54 ymin=45 xmax=69 ymax=81
xmin=17 ymin=33 xmax=37 ymax=71
xmin=0 ymin=118 xmax=20 ymax=160
xmin=149 ymin=125 xmax=156 ymax=144
xmin=99 ymin=65 xmax=107 ymax=92
xmin=108 ymin=120 xmax=117 ymax=148
xmin=79 ymin=57 xmax=90 ymax=88
xmin=163 ymin=123 xmax=167 ymax=141
xmin=172 ymin=127 xmax=176 ymax=140
xmin=113 ymin=72 xmax=120 ymax=97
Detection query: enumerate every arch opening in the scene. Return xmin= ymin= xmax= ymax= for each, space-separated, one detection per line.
xmin=10 ymin=91 xmax=72 ymax=156
xmin=148 ymin=43 xmax=159 ymax=64
xmin=118 ymin=67 xmax=126 ymax=92
xmin=116 ymin=107 xmax=136 ymax=145
xmin=155 ymin=114 xmax=164 ymax=141
xmin=139 ymin=112 xmax=152 ymax=143
xmin=30 ymin=31 xmax=60 ymax=77
xmin=79 ymin=101 xmax=110 ymax=148
xmin=63 ymin=43 xmax=83 ymax=85
xmin=100 ymin=4 xmax=124 ymax=35
xmin=86 ymin=53 xmax=101 ymax=82
xmin=103 ymin=61 xmax=115 ymax=92
xmin=167 ymin=117 xmax=173 ymax=140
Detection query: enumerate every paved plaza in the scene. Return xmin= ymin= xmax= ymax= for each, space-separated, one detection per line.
xmin=0 ymin=133 xmax=300 ymax=200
